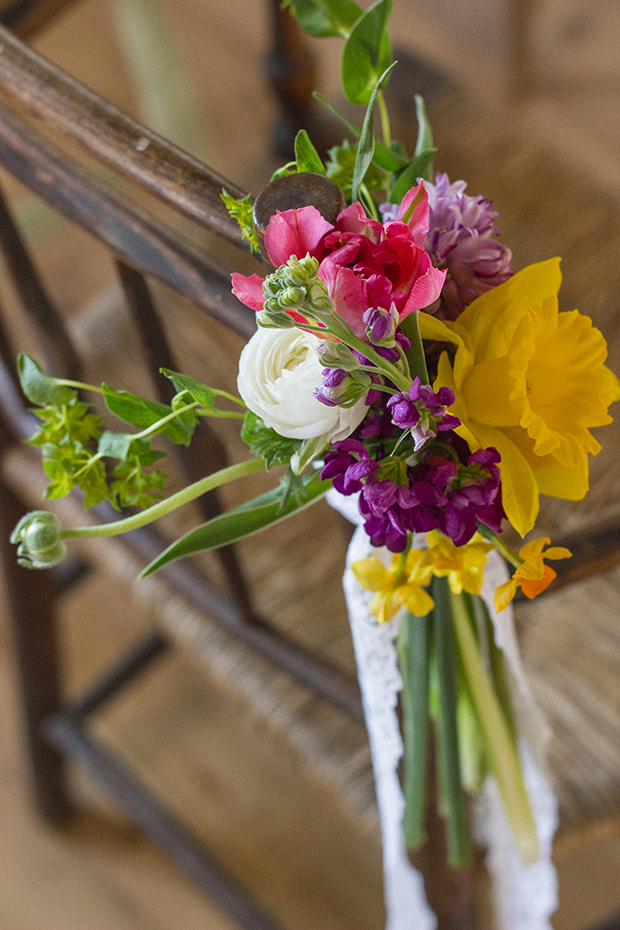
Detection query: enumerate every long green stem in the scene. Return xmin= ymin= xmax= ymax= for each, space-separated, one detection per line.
xmin=432 ymin=576 xmax=471 ymax=866
xmin=476 ymin=523 xmax=522 ymax=569
xmin=61 ymin=457 xmax=266 ymax=539
xmin=450 ymin=589 xmax=539 ymax=863
xmin=397 ymin=611 xmax=431 ymax=850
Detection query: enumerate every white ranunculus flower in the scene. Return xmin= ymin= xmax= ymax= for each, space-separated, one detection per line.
xmin=237 ymin=326 xmax=367 ymax=441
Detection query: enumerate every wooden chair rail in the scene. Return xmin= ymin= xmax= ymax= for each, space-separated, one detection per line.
xmin=0 ymin=23 xmax=248 ymax=246
xmin=0 ymin=99 xmax=257 ymax=340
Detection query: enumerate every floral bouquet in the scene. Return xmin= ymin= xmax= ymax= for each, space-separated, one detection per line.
xmin=10 ymin=1 xmax=619 ymax=927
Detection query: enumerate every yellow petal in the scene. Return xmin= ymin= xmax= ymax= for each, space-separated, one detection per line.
xmin=352 ymin=557 xmax=389 ymax=591
xmin=401 ymin=584 xmax=435 ymax=617
xmin=495 ymin=578 xmax=517 ymax=612
xmin=472 ymin=424 xmax=540 ymax=537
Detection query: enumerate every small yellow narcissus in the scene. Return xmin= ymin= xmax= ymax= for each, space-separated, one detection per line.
xmin=351 ymin=549 xmax=435 ymax=623
xmin=494 ymin=537 xmax=572 ymax=611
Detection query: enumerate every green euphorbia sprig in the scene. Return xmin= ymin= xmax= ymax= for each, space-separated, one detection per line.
xmin=17 ymin=355 xmax=248 ymax=512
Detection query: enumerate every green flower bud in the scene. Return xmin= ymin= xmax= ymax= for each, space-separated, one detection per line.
xmin=10 ymin=511 xmax=67 ymax=569
xmin=285 ymin=254 xmax=319 ymax=286
xmin=278 ymin=286 xmax=306 ymax=309
xmin=316 ymin=341 xmax=360 ymax=371
xmin=257 ymin=309 xmax=296 ymax=329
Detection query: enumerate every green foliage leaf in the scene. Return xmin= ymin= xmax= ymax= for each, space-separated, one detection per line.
xmin=41 ymin=440 xmax=109 ymax=508
xmin=161 ymin=369 xmax=217 ymax=410
xmin=97 ymin=430 xmax=134 ymax=461
xmin=294 ymin=130 xmax=326 ymax=175
xmin=282 ymin=0 xmax=362 ymax=38
xmin=108 ymin=438 xmax=166 ymax=510
xmin=326 ymin=139 xmax=384 ymax=200
xmin=270 ymin=162 xmax=297 ymax=181
xmin=27 ymin=399 xmax=102 ymax=449
xmin=102 ymin=385 xmax=197 ymax=445
xmin=352 ymin=60 xmax=397 ymax=202
xmin=414 ymin=94 xmax=434 ymax=160
xmin=241 ymin=410 xmax=301 ymax=469
xmin=341 ymin=0 xmax=393 ymax=106
xmin=17 ymin=354 xmax=76 ymax=406
xmin=220 ymin=189 xmax=259 ymax=253
xmin=389 ymin=149 xmax=436 ymax=203
xmin=140 ymin=470 xmax=331 ymax=576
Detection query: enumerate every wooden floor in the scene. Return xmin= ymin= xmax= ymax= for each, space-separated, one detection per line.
xmin=2 ymin=1 xmax=620 ymax=929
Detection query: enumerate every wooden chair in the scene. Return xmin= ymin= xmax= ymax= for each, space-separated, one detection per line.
xmin=1 ymin=9 xmax=620 ymax=930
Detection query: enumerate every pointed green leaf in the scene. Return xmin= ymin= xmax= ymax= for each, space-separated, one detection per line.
xmin=140 ymin=471 xmax=331 ymax=576
xmin=351 ymin=61 xmax=397 ymax=202
xmin=102 ymin=385 xmax=196 ymax=445
xmin=17 ymin=354 xmax=76 ymax=406
xmin=389 ymin=148 xmax=436 ymax=203
xmin=161 ymin=369 xmax=217 ymax=410
xmin=294 ymin=130 xmax=326 ymax=175
xmin=341 ymin=0 xmax=393 ymax=106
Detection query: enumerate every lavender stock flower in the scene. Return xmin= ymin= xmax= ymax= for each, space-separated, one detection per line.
xmin=424 ymin=173 xmax=513 ymax=320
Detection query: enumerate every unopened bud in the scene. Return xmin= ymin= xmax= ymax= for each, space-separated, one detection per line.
xmin=10 ymin=511 xmax=67 ymax=569
xmin=316 ymin=341 xmax=360 ymax=371
xmin=258 ymin=309 xmax=296 ymax=329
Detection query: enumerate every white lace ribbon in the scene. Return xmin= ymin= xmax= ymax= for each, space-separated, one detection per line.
xmin=330 ymin=490 xmax=558 ymax=930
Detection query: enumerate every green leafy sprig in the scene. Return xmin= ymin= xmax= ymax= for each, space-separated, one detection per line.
xmin=17 ymin=355 xmax=246 ymax=512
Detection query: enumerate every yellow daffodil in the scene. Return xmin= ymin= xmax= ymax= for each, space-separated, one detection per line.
xmin=418 ymin=259 xmax=617 ymax=536
xmin=425 ymin=530 xmax=493 ymax=595
xmin=351 ymin=550 xmax=435 ymax=623
xmin=494 ymin=536 xmax=572 ymax=611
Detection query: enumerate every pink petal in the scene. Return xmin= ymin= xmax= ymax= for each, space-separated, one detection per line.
xmin=393 ymin=183 xmax=430 ymax=247
xmin=264 ymin=206 xmax=334 ymax=267
xmin=231 ymin=273 xmax=265 ymax=312
xmin=336 ymin=202 xmax=383 ymax=243
xmin=319 ymin=260 xmax=369 ymax=338
xmin=400 ymin=266 xmax=447 ymax=317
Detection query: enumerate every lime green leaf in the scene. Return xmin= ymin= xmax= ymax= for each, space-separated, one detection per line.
xmin=98 ymin=430 xmax=134 ymax=461
xmin=352 ymin=60 xmax=397 ymax=202
xmin=17 ymin=354 xmax=76 ymax=406
xmin=341 ymin=0 xmax=393 ymax=106
xmin=283 ymin=0 xmax=362 ymax=38
xmin=220 ymin=189 xmax=259 ymax=253
xmin=140 ymin=470 xmax=331 ymax=576
xmin=294 ymin=130 xmax=326 ymax=175
xmin=326 ymin=139 xmax=384 ymax=200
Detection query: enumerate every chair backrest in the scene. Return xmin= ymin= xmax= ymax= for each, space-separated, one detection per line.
xmin=0 ymin=21 xmax=363 ymax=721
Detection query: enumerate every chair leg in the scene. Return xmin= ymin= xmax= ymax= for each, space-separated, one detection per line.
xmin=0 ymin=478 xmax=74 ymax=827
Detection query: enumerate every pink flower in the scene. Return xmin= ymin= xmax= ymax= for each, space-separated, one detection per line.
xmin=231 ymin=185 xmax=446 ymax=338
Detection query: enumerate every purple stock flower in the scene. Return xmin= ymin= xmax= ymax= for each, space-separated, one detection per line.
xmin=321 ymin=432 xmax=505 ymax=552
xmin=363 ymin=304 xmax=398 ymax=346
xmin=424 ymin=173 xmax=513 ymax=320
xmin=387 ymin=377 xmax=460 ymax=450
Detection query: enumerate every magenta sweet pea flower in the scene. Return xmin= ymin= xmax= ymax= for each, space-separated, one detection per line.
xmin=231 ymin=186 xmax=446 ymax=339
